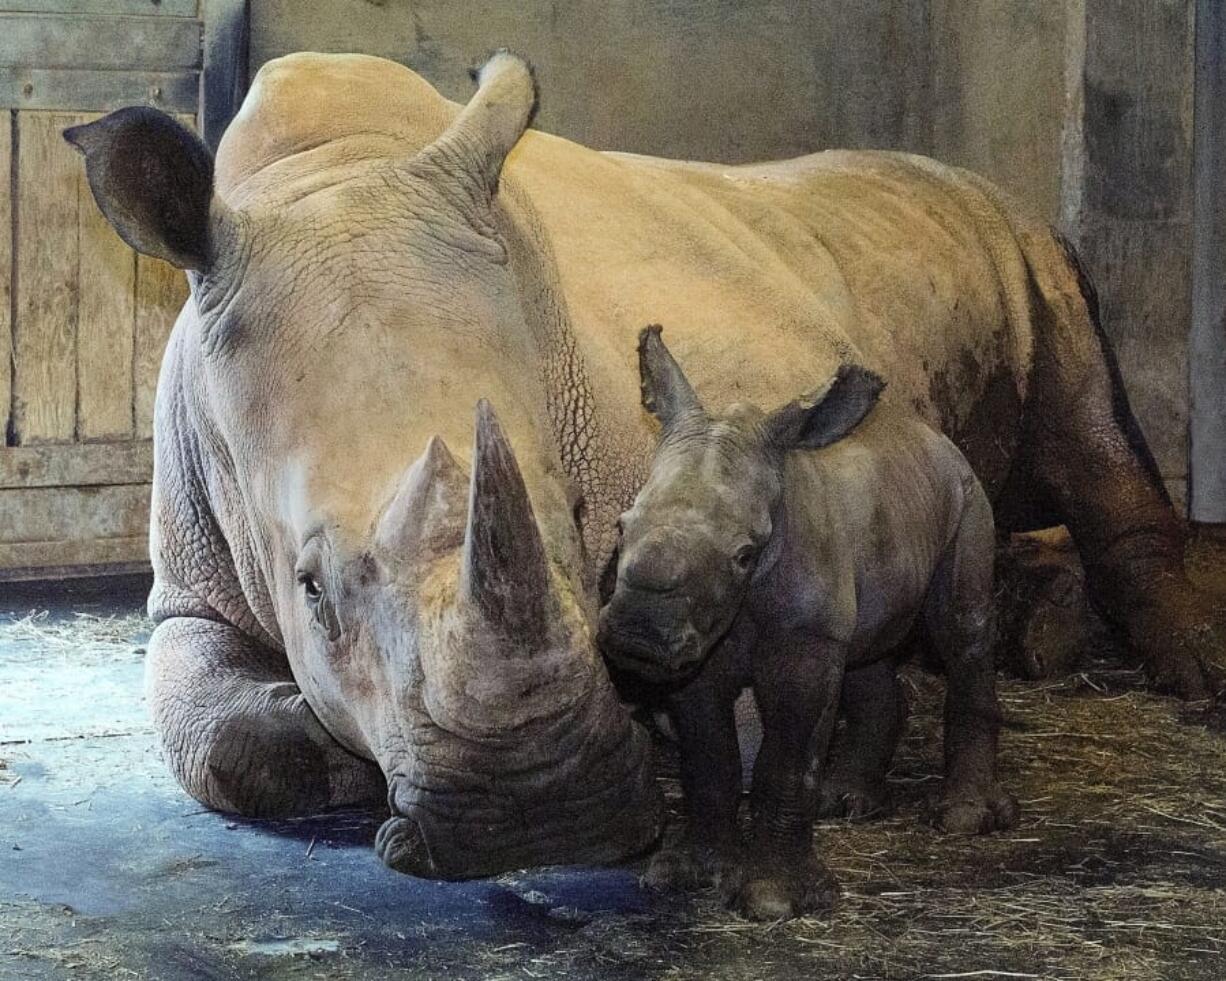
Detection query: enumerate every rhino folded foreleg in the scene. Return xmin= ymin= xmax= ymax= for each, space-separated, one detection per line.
xmin=146 ymin=616 xmax=385 ymax=818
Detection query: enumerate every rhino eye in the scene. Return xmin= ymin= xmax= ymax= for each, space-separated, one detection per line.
xmin=297 ymin=572 xmax=323 ymax=602
xmin=733 ymin=543 xmax=759 ymax=572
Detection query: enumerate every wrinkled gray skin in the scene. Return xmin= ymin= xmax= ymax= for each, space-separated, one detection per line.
xmin=599 ymin=326 xmax=1021 ymax=919
xmin=63 ymin=55 xmax=662 ymax=879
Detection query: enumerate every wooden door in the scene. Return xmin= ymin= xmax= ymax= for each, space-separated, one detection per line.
xmin=0 ymin=1 xmax=201 ymax=580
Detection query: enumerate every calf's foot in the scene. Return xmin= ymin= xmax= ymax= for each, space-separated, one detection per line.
xmin=934 ymin=783 xmax=1020 ymax=835
xmin=817 ymin=771 xmax=892 ymax=821
xmin=643 ymin=834 xmax=746 ymax=894
xmin=731 ymin=847 xmax=838 ymax=921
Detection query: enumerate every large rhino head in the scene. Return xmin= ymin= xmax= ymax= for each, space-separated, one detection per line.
xmin=65 ymin=54 xmax=660 ymax=876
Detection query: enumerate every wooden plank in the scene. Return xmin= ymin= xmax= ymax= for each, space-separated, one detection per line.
xmin=0 ymin=441 xmax=152 ymax=489
xmin=201 ymin=0 xmax=247 ymax=150
xmin=134 ymin=255 xmax=186 ymax=438
xmin=0 ymin=0 xmax=196 ymax=16
xmin=0 ymin=112 xmax=11 ymax=445
xmin=0 ymin=67 xmax=197 ymax=111
xmin=0 ymin=483 xmax=150 ymax=543
xmin=0 ymin=14 xmax=201 ymax=71
xmin=0 ymin=536 xmax=149 ymax=581
xmin=77 ymin=116 xmax=136 ymax=443
xmin=13 ymin=110 xmax=85 ymax=445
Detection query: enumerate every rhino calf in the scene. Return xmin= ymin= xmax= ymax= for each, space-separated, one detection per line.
xmin=598 ymin=326 xmax=1020 ymax=920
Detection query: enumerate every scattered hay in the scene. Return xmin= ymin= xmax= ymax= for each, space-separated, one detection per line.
xmin=576 ymin=658 xmax=1226 ymax=981
xmin=0 ymin=610 xmax=148 ymax=664
xmin=2 ymin=534 xmax=1222 ymax=979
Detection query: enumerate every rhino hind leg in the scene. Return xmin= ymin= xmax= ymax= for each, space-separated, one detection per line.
xmin=817 ymin=659 xmax=907 ymax=821
xmin=925 ymin=479 xmax=1020 ymax=835
xmin=1012 ymin=230 xmax=1225 ymax=700
xmin=147 ymin=616 xmax=385 ymax=818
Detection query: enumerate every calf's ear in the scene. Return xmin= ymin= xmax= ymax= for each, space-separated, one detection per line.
xmin=64 ymin=106 xmax=215 ymax=271
xmin=638 ymin=324 xmax=703 ymax=428
xmin=764 ymin=363 xmax=885 ymax=451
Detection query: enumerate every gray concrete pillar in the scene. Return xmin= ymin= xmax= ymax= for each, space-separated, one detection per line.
xmin=1191 ymin=0 xmax=1226 ymax=522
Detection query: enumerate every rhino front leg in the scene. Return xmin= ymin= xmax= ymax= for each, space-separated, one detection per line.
xmin=147 ymin=616 xmax=385 ymax=818
xmin=736 ymin=636 xmax=844 ymax=920
xmin=644 ymin=634 xmax=747 ymax=894
xmin=925 ymin=482 xmax=1020 ymax=835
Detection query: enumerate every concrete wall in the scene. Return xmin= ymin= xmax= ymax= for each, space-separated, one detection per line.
xmin=249 ymin=0 xmax=932 ymax=163
xmin=244 ymin=0 xmax=1205 ymax=513
xmin=928 ymin=0 xmax=1076 ymax=224
xmin=1077 ymin=0 xmax=1196 ymax=511
xmin=1191 ymin=0 xmax=1226 ymax=522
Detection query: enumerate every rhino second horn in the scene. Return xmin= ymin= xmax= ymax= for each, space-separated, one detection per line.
xmin=460 ymin=399 xmax=550 ymax=640
xmin=376 ymin=435 xmax=467 ymax=557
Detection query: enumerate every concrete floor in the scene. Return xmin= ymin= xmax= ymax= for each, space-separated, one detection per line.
xmin=0 ymin=578 xmax=656 ymax=981
xmin=3 ymin=551 xmax=1226 ymax=980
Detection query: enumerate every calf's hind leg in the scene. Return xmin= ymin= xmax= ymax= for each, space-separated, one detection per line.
xmin=818 ymin=660 xmax=907 ymax=820
xmin=147 ymin=616 xmax=385 ymax=818
xmin=925 ymin=481 xmax=1020 ymax=835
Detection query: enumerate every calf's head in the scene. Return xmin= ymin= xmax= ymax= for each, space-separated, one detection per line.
xmin=598 ymin=326 xmax=884 ymax=683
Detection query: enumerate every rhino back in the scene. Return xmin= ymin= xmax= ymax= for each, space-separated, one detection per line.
xmin=213 ymin=53 xmax=1036 ymax=458
xmin=200 ymin=53 xmax=1042 ymax=577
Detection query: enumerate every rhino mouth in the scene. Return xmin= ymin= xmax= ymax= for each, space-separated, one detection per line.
xmin=377 ymin=733 xmax=662 ymax=879
xmin=597 ymin=597 xmax=709 ymax=684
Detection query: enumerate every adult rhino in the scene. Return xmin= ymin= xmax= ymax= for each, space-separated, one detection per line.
xmin=67 ymin=51 xmax=1221 ymax=879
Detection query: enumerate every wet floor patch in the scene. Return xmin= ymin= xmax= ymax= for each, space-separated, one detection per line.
xmin=229 ymin=936 xmax=344 ymax=957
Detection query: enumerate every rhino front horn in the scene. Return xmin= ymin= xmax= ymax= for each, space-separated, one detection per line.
xmin=460 ymin=399 xmax=550 ymax=639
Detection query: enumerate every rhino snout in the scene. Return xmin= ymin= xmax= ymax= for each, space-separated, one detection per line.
xmin=620 ymin=534 xmax=693 ymax=594
xmin=597 ymin=591 xmax=705 ymax=682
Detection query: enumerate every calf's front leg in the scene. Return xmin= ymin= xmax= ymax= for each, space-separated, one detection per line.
xmin=645 ymin=634 xmax=747 ymax=893
xmin=737 ymin=635 xmax=845 ymax=920
xmin=147 ymin=616 xmax=385 ymax=818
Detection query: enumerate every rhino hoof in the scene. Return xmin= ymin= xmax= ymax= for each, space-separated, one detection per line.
xmin=375 ymin=816 xmax=434 ymax=876
xmin=730 ymin=851 xmax=838 ymax=921
xmin=934 ymin=788 xmax=1021 ymax=835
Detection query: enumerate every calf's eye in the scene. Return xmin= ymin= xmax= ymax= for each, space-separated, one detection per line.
xmin=733 ymin=543 xmax=758 ymax=571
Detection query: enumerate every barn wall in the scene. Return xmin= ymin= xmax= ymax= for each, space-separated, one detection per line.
xmin=0 ymin=2 xmax=199 ymax=578
xmin=249 ymin=0 xmax=932 ymax=163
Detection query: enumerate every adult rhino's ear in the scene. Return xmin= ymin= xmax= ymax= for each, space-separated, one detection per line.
xmin=408 ymin=50 xmax=537 ymax=203
xmin=638 ymin=324 xmax=703 ymax=429
xmin=764 ymin=363 xmax=885 ymax=451
xmin=64 ymin=106 xmax=215 ymax=271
